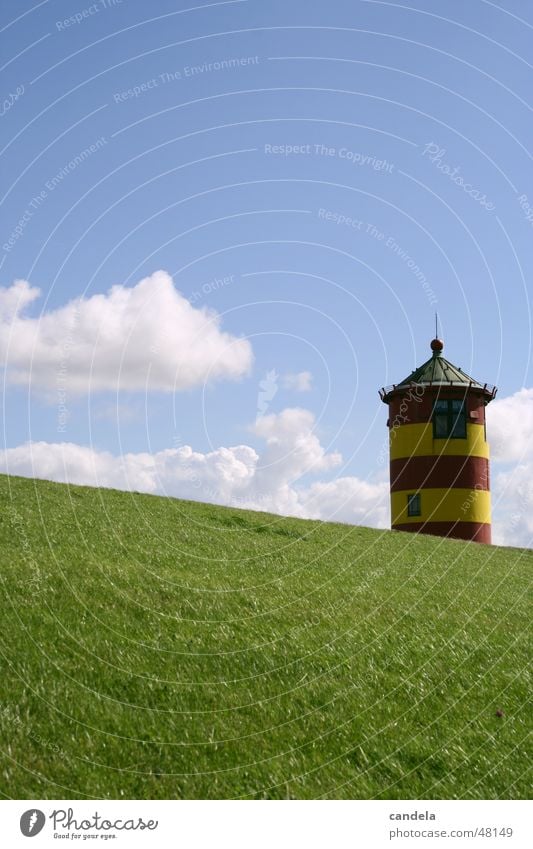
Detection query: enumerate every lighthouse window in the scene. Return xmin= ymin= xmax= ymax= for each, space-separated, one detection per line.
xmin=407 ymin=493 xmax=421 ymax=517
xmin=433 ymin=399 xmax=466 ymax=439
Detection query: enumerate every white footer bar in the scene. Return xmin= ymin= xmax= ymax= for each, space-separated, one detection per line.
xmin=1 ymin=799 xmax=530 ymax=848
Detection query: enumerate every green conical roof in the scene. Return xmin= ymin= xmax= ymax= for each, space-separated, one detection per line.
xmin=379 ymin=338 xmax=497 ymax=402
xmin=398 ymin=346 xmax=483 ymax=388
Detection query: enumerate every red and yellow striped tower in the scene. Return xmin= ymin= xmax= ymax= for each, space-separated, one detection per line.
xmin=379 ymin=337 xmax=497 ymax=543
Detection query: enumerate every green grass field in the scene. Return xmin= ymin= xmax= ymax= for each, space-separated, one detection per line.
xmin=0 ymin=473 xmax=530 ymax=799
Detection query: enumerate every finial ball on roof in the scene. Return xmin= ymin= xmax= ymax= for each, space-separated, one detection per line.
xmin=431 ymin=337 xmax=444 ymax=352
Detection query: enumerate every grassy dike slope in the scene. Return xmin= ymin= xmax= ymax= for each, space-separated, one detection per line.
xmin=0 ymin=473 xmax=530 ymax=800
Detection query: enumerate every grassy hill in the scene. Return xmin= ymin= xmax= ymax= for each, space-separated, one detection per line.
xmin=0 ymin=473 xmax=530 ymax=800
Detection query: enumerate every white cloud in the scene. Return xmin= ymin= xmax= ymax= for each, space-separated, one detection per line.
xmin=0 ymin=279 xmax=40 ymax=320
xmin=282 ymin=371 xmax=313 ymax=392
xmin=0 ymin=270 xmax=252 ymax=394
xmin=488 ymin=387 xmax=533 ymax=548
xmin=488 ymin=387 xmax=533 ymax=464
xmin=249 ymin=407 xmax=344 ymax=515
xmin=298 ymin=477 xmax=389 ymax=527
xmin=0 ymin=407 xmax=388 ymax=528
xmin=492 ymin=464 xmax=533 ymax=548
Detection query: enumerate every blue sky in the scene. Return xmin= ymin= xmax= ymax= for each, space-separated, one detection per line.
xmin=1 ymin=0 xmax=532 ymax=545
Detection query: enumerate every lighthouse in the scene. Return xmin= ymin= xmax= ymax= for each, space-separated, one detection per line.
xmin=379 ymin=337 xmax=497 ymax=543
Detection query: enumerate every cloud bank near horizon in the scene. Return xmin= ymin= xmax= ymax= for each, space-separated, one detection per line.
xmin=0 ymin=407 xmax=389 ymax=529
xmin=1 ymin=388 xmax=531 ymax=547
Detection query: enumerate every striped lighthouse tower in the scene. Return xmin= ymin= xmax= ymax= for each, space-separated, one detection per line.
xmin=379 ymin=337 xmax=497 ymax=543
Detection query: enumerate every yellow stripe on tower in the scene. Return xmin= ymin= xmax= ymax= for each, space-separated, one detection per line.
xmin=391 ymin=487 xmax=491 ymax=525
xmin=390 ymin=423 xmax=489 ymax=461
